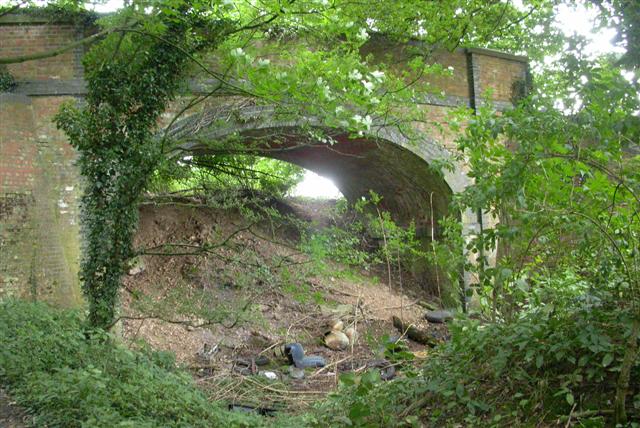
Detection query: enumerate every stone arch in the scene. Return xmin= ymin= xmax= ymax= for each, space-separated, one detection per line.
xmin=163 ymin=104 xmax=478 ymax=299
xmin=165 ymin=105 xmax=472 ymax=230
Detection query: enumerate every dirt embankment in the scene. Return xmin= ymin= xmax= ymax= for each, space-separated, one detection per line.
xmin=120 ymin=198 xmax=447 ymax=410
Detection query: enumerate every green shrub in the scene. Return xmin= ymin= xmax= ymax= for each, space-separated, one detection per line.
xmin=0 ymin=299 xmax=264 ymax=427
xmin=313 ymin=278 xmax=640 ymax=427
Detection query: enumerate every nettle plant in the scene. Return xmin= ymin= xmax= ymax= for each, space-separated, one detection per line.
xmin=445 ymin=58 xmax=640 ymax=422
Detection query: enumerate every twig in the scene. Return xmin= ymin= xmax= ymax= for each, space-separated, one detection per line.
xmin=243 ymin=377 xmax=326 ymax=395
xmin=430 ymin=192 xmax=442 ymax=301
xmin=285 ymin=314 xmax=314 ymax=340
xmin=351 ymin=297 xmax=361 ymax=355
xmin=309 ymin=357 xmax=351 ymax=379
xmin=374 ymin=300 xmax=419 ymax=311
xmin=564 ymin=403 xmax=577 ymax=428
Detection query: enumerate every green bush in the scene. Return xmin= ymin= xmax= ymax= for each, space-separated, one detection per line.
xmin=313 ymin=276 xmax=640 ymax=427
xmin=0 ymin=299 xmax=264 ymax=427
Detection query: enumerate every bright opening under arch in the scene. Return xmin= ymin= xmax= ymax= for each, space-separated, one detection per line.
xmin=163 ymin=104 xmax=479 ymax=303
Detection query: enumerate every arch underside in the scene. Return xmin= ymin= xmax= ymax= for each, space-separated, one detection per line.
xmin=165 ymin=106 xmax=468 ymax=239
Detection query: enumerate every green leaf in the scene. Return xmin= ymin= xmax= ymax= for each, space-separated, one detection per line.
xmin=456 ymin=382 xmax=465 ymax=399
xmin=566 ymin=393 xmax=574 ymax=406
xmin=602 ymin=353 xmax=614 ymax=367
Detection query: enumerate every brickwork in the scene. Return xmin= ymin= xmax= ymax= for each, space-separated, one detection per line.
xmin=474 ymin=52 xmax=528 ymax=102
xmin=0 ymin=93 xmax=82 ymax=307
xmin=0 ymin=14 xmax=528 ymax=306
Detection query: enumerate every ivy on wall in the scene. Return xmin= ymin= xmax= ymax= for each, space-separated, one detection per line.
xmin=55 ymin=9 xmax=229 ymax=328
xmin=0 ymin=65 xmax=15 ymax=91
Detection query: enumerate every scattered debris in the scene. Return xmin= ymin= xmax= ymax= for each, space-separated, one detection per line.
xmin=412 ymin=350 xmax=429 ymax=359
xmin=330 ymin=320 xmax=344 ymax=331
xmin=234 ymin=358 xmax=258 ymax=375
xmin=367 ymin=359 xmax=396 ymax=381
xmin=195 ymin=342 xmax=218 ymax=364
xmin=127 ymin=257 xmax=146 ymax=276
xmin=417 ymin=300 xmax=438 ymax=311
xmin=228 ymin=403 xmax=277 ymax=417
xmin=344 ymin=326 xmax=357 ymax=345
xmin=424 ymin=310 xmax=453 ymax=324
xmin=288 ymin=366 xmax=305 ymax=380
xmin=324 ymin=319 xmax=357 ymax=350
xmin=121 ymin=203 xmax=449 ymax=412
xmin=254 ymin=355 xmax=270 ymax=366
xmin=392 ymin=316 xmax=439 ymax=346
xmin=324 ymin=330 xmax=350 ymax=351
xmin=259 ymin=371 xmax=278 ymax=380
xmin=285 ymin=343 xmax=326 ymax=368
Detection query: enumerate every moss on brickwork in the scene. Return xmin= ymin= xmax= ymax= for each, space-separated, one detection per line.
xmin=0 ymin=94 xmax=82 ymax=307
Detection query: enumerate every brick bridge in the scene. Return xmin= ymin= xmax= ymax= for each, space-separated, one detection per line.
xmin=0 ymin=14 xmax=529 ymax=305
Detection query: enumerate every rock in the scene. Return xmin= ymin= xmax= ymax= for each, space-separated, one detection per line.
xmin=254 ymin=355 xmax=270 ymax=366
xmin=324 ymin=331 xmax=350 ymax=351
xmin=259 ymin=370 xmax=278 ymax=380
xmin=344 ymin=327 xmax=357 ymax=345
xmin=319 ymin=304 xmax=353 ymax=318
xmin=331 ymin=320 xmax=344 ymax=331
xmin=424 ymin=310 xmax=453 ymax=323
xmin=127 ymin=257 xmax=145 ymax=276
xmin=288 ymin=366 xmax=305 ymax=380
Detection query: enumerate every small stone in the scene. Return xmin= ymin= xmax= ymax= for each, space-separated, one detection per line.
xmin=319 ymin=304 xmax=353 ymax=318
xmin=259 ymin=370 xmax=278 ymax=380
xmin=127 ymin=257 xmax=145 ymax=276
xmin=424 ymin=310 xmax=453 ymax=323
xmin=344 ymin=327 xmax=357 ymax=345
xmin=331 ymin=320 xmax=344 ymax=331
xmin=255 ymin=355 xmax=270 ymax=366
xmin=324 ymin=330 xmax=350 ymax=350
xmin=288 ymin=366 xmax=305 ymax=380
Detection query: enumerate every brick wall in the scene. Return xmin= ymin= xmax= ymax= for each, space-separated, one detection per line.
xmin=0 ymin=94 xmax=82 ymax=307
xmin=1 ymin=20 xmax=84 ymax=80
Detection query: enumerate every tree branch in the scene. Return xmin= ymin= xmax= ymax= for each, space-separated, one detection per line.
xmin=0 ymin=26 xmax=123 ymax=65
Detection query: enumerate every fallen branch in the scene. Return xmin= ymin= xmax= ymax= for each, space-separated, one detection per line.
xmin=242 ymin=376 xmax=326 ymax=395
xmin=110 ymin=313 xmax=242 ymax=330
xmin=392 ymin=316 xmax=438 ymax=346
xmin=375 ymin=300 xmax=419 ymax=311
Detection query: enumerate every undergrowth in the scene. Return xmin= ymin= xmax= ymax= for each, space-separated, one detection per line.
xmin=0 ymin=299 xmax=268 ymax=427
xmin=2 ymin=276 xmax=638 ymax=427
xmin=315 ymin=274 xmax=640 ymax=427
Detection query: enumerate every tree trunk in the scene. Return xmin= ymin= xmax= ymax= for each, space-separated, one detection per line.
xmin=614 ymin=317 xmax=639 ymax=424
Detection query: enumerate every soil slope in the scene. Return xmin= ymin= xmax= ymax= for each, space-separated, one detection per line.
xmin=120 ymin=198 xmax=446 ymax=411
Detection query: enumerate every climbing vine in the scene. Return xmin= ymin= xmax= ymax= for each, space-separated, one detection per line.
xmin=55 ymin=10 xmax=230 ymax=328
xmin=0 ymin=65 xmax=15 ymax=91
